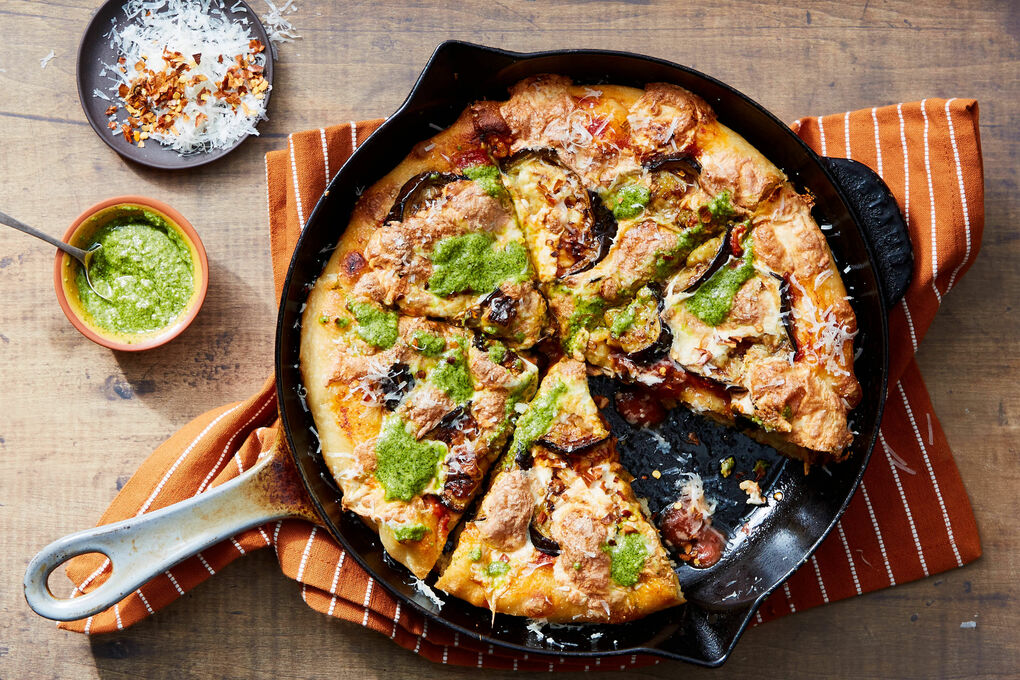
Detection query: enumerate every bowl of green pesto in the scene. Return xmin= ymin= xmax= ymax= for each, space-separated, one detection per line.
xmin=54 ymin=197 xmax=208 ymax=350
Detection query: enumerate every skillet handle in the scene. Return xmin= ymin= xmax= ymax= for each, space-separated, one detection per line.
xmin=24 ymin=441 xmax=316 ymax=622
xmin=822 ymin=157 xmax=914 ymax=307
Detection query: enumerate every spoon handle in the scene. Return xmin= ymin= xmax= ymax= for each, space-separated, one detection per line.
xmin=0 ymin=210 xmax=90 ymax=261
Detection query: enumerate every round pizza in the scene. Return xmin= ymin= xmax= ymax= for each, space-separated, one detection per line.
xmin=299 ymin=74 xmax=860 ymax=621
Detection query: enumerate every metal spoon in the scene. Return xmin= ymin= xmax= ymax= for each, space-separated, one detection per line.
xmin=0 ymin=210 xmax=112 ymax=301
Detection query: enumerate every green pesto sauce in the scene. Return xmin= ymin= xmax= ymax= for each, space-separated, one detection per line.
xmin=563 ymin=295 xmax=606 ymax=354
xmin=374 ymin=416 xmax=447 ymax=502
xmin=568 ymin=296 xmax=606 ymax=336
xmin=609 ymin=289 xmax=654 ymax=338
xmin=427 ymin=233 xmax=529 ymax=297
xmin=707 ymin=190 xmax=735 ymax=222
xmin=348 ymin=301 xmax=399 ymax=348
xmin=75 ymin=214 xmax=194 ymax=335
xmin=429 ymin=344 xmax=473 ymax=403
xmin=393 ymin=524 xmax=428 ymax=542
xmin=463 ymin=164 xmax=505 ymax=199
xmin=485 ymin=561 xmax=510 ymax=577
xmin=607 ymin=532 xmax=648 ymax=587
xmin=685 ymin=244 xmax=756 ymax=326
xmin=508 ymin=381 xmax=567 ymax=459
xmin=411 ymin=330 xmax=446 ymax=356
xmin=469 ymin=546 xmax=482 ymax=561
xmin=653 ymin=224 xmax=706 ymax=279
xmin=608 ymin=184 xmax=651 ymax=220
xmin=488 ymin=341 xmax=507 ymax=364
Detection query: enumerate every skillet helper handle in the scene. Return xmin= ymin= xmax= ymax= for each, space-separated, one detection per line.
xmin=822 ymin=157 xmax=914 ymax=307
xmin=24 ymin=441 xmax=316 ymax=622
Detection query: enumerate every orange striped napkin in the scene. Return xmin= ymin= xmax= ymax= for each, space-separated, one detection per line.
xmin=60 ymin=100 xmax=983 ymax=670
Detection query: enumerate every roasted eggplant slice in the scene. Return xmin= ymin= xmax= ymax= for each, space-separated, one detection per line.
xmin=606 ymin=285 xmax=664 ymax=356
xmin=529 ymin=519 xmax=561 ymax=556
xmin=479 ymin=288 xmax=517 ymax=327
xmin=425 ymin=405 xmax=477 ymax=445
xmin=501 ymin=148 xmax=616 ymax=280
xmin=677 ymin=225 xmax=733 ymax=294
xmin=378 ymin=363 xmax=415 ymax=411
xmin=773 ymin=271 xmax=798 ymax=353
xmin=536 ymin=411 xmax=610 ymax=455
xmin=643 ymin=152 xmax=703 ymax=178
xmin=385 ymin=171 xmax=465 ymax=223
xmin=629 ymin=319 xmax=673 ymax=365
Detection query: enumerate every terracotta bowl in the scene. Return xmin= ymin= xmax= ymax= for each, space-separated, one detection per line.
xmin=53 ymin=196 xmax=208 ymax=351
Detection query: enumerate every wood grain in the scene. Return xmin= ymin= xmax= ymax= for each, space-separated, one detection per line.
xmin=1 ymin=0 xmax=1017 ymax=677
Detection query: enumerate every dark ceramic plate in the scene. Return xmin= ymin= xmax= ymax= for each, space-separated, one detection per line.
xmin=76 ymin=0 xmax=274 ymax=170
xmin=276 ymin=42 xmax=913 ymax=667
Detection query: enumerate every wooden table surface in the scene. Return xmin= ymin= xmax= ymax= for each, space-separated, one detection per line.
xmin=2 ymin=1 xmax=1017 ymax=677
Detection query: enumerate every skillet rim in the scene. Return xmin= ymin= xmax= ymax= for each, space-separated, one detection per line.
xmin=275 ymin=40 xmax=891 ymax=667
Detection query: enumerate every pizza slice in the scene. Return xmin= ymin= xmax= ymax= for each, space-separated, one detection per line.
xmin=436 ymin=359 xmax=684 ymax=623
xmin=300 ymin=299 xmax=538 ymax=578
xmin=661 ymin=184 xmax=861 ymax=457
xmin=344 ymin=108 xmax=548 ymax=350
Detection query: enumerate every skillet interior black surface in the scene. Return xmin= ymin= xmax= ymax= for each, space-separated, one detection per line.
xmin=275 ymin=41 xmax=903 ymax=667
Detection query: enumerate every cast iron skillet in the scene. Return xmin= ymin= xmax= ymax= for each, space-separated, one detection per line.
xmin=24 ymin=42 xmax=912 ymax=668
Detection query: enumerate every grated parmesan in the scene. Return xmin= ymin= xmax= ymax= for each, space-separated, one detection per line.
xmin=40 ymin=50 xmax=56 ymax=69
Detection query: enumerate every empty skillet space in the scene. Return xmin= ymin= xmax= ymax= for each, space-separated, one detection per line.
xmin=276 ymin=43 xmax=890 ymax=666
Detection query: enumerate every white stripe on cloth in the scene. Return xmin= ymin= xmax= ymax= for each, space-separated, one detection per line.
xmin=73 ymin=558 xmax=111 ymax=595
xmin=942 ymin=98 xmax=973 ymax=293
xmin=114 ymin=602 xmax=123 ymax=630
xmin=196 ymin=551 xmax=216 ymax=576
xmin=361 ymin=577 xmax=375 ymax=626
xmin=782 ymin=582 xmax=797 ymax=613
xmin=349 ymin=120 xmax=358 ymax=152
xmin=896 ymin=104 xmax=912 ymax=233
xmin=844 ymin=111 xmax=852 ymax=159
xmin=817 ymin=116 xmax=828 ymax=156
xmin=296 ymin=526 xmax=318 ymax=582
xmin=837 ymin=522 xmax=863 ymax=595
xmin=165 ymin=569 xmax=185 ymax=595
xmin=871 ymin=107 xmax=885 ymax=176
xmin=901 ymin=299 xmax=919 ymax=353
xmin=272 ymin=520 xmax=283 ymax=558
xmin=136 ymin=588 xmax=154 ymax=615
xmin=136 ymin=404 xmax=242 ymax=516
xmin=414 ymin=618 xmax=428 ymax=653
xmin=326 ymin=551 xmax=346 ymax=617
xmin=390 ymin=601 xmax=401 ymax=638
xmin=879 ymin=430 xmax=929 ymax=576
xmin=196 ymin=395 xmax=274 ymax=493
xmin=897 ymin=382 xmax=963 ymax=567
xmin=230 ymin=537 xmax=246 ymax=555
xmin=289 ymin=134 xmax=306 ymax=229
xmin=919 ymin=99 xmax=942 ymax=303
xmin=810 ymin=555 xmax=830 ymax=603
xmin=319 ymin=127 xmax=330 ymax=184
xmin=859 ymin=481 xmax=896 ymax=586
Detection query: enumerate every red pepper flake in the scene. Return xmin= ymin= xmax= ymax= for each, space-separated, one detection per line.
xmin=104 ymin=104 xmax=118 ymax=116
xmin=192 ymin=53 xmax=202 ymax=65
